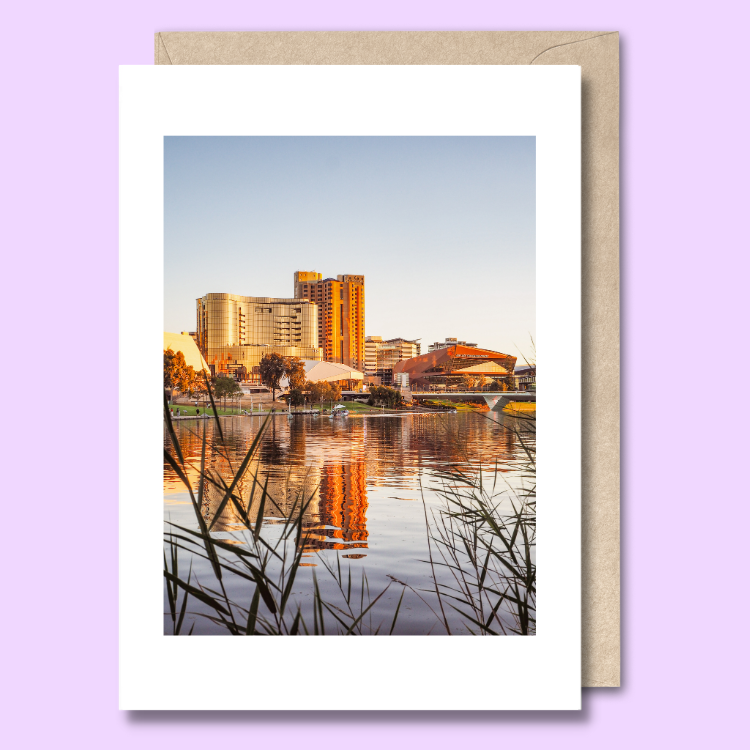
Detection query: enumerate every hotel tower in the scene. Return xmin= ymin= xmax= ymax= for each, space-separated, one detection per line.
xmin=196 ymin=292 xmax=321 ymax=382
xmin=293 ymin=272 xmax=365 ymax=371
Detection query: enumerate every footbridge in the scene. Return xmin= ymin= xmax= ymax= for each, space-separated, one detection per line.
xmin=410 ymin=391 xmax=535 ymax=411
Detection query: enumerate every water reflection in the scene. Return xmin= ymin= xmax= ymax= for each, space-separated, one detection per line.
xmin=164 ymin=412 xmax=529 ymax=557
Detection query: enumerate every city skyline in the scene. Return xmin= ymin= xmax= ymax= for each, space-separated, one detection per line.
xmin=165 ymin=136 xmax=535 ymax=361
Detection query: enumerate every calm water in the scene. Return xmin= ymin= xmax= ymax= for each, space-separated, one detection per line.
xmin=164 ymin=411 xmax=534 ymax=634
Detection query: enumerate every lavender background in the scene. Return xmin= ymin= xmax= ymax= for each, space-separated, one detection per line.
xmin=3 ymin=1 xmax=747 ymax=746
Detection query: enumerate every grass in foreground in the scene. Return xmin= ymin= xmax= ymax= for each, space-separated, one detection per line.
xmin=164 ymin=373 xmax=536 ymax=635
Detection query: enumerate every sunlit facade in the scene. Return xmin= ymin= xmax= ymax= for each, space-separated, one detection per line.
xmin=196 ymin=293 xmax=322 ymax=382
xmin=293 ymin=271 xmax=365 ymax=370
xmin=183 ymin=420 xmax=369 ymax=553
xmin=364 ymin=335 xmax=421 ymax=385
xmin=393 ymin=344 xmax=517 ymax=390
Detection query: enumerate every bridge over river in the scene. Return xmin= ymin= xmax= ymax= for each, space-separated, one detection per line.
xmin=409 ymin=391 xmax=536 ymax=411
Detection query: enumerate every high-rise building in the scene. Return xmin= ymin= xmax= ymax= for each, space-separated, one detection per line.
xmin=196 ymin=293 xmax=321 ymax=382
xmin=364 ymin=336 xmax=383 ymax=375
xmin=293 ymin=271 xmax=365 ymax=370
xmin=364 ymin=336 xmax=421 ymax=385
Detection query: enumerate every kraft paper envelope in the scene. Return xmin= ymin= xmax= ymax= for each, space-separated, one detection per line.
xmin=155 ymin=30 xmax=620 ymax=688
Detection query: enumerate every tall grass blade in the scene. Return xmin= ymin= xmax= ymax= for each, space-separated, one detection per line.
xmin=163 ymin=391 xmax=185 ymax=466
xmin=389 ymin=588 xmax=405 ymax=635
xmin=208 ymin=414 xmax=270 ymax=531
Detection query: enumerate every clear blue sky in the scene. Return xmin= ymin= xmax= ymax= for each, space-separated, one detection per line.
xmin=165 ymin=136 xmax=535 ymax=361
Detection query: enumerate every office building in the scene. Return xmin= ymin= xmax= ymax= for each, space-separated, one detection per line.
xmin=514 ymin=365 xmax=536 ymax=391
xmin=293 ymin=271 xmax=365 ymax=370
xmin=364 ymin=336 xmax=421 ymax=385
xmin=393 ymin=344 xmax=517 ymax=391
xmin=196 ymin=293 xmax=321 ymax=382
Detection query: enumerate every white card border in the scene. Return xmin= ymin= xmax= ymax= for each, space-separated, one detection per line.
xmin=119 ymin=65 xmax=581 ymax=711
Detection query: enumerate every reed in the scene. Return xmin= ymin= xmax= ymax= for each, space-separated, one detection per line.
xmin=163 ymin=380 xmax=397 ymax=635
xmin=163 ymin=375 xmax=536 ymax=636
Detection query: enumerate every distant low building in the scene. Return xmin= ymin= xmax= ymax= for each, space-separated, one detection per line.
xmin=393 ymin=372 xmax=410 ymax=389
xmin=364 ymin=335 xmax=420 ymax=385
xmin=428 ymin=337 xmax=478 ymax=352
xmin=514 ymin=365 xmax=536 ymax=391
xmin=393 ymin=344 xmax=516 ymax=391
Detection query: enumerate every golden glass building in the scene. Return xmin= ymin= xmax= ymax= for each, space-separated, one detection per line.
xmin=293 ymin=272 xmax=365 ymax=370
xmin=196 ymin=293 xmax=322 ymax=382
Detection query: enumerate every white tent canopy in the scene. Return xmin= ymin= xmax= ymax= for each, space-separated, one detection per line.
xmin=163 ymin=332 xmax=210 ymax=373
xmin=280 ymin=359 xmax=363 ymax=389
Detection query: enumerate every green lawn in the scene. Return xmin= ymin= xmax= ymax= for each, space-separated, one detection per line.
xmin=168 ymin=403 xmax=271 ymax=417
xmin=333 ymin=401 xmax=383 ymax=413
xmin=420 ymin=399 xmax=485 ymax=412
xmin=423 ymin=399 xmax=536 ymax=413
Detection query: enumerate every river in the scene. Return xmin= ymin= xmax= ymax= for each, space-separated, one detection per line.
xmin=164 ymin=410 xmax=535 ymax=635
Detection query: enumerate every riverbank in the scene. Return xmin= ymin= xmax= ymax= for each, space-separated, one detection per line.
xmin=420 ymin=398 xmax=536 ymax=413
xmin=167 ymin=399 xmax=533 ymax=420
xmin=167 ymin=401 xmax=415 ymax=419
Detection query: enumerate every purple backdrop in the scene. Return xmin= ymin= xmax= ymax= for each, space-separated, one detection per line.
xmin=3 ymin=1 xmax=747 ymax=746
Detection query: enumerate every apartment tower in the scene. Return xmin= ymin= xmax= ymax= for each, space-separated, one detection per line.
xmin=293 ymin=272 xmax=365 ymax=370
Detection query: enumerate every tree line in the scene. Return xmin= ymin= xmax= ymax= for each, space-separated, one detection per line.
xmin=164 ymin=349 xmax=347 ymax=410
xmin=459 ymin=374 xmax=514 ymax=391
xmin=164 ymin=348 xmax=243 ymax=408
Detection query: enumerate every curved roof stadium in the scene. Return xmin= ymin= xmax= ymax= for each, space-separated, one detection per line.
xmin=392 ymin=345 xmax=516 ymax=390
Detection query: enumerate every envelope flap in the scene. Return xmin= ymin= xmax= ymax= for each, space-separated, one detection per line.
xmin=155 ymin=31 xmax=612 ymax=66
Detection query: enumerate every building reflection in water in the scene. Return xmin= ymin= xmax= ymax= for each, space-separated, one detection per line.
xmin=303 ymin=462 xmax=368 ymax=552
xmin=165 ymin=412 xmax=526 ymax=558
xmin=175 ymin=419 xmax=369 ymax=555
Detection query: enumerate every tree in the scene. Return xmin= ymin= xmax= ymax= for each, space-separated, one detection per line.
xmin=489 ymin=376 xmax=514 ymax=392
xmin=259 ymin=353 xmax=286 ymax=402
xmin=477 ymin=375 xmax=489 ymax=391
xmin=284 ymin=356 xmax=307 ymax=390
xmin=164 ymin=348 xmax=198 ymax=397
xmin=309 ymin=381 xmax=326 ymax=407
xmin=368 ymin=385 xmax=403 ymax=408
xmin=214 ymin=375 xmax=241 ymax=410
xmin=288 ymin=386 xmax=305 ymax=408
xmin=193 ymin=372 xmax=210 ymax=405
xmin=460 ymin=374 xmax=477 ymax=391
xmin=323 ymin=381 xmax=342 ymax=409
